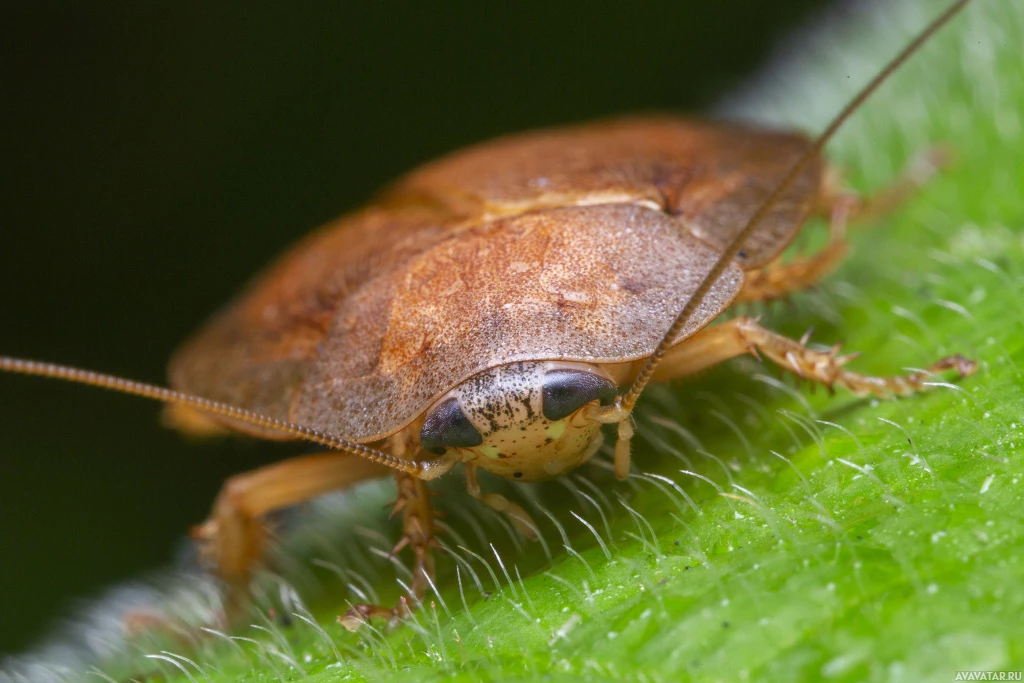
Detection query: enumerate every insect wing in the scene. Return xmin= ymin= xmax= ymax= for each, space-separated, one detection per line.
xmin=293 ymin=203 xmax=743 ymax=441
xmin=389 ymin=116 xmax=821 ymax=267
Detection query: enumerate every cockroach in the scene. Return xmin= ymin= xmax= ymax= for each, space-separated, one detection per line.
xmin=0 ymin=0 xmax=975 ymax=631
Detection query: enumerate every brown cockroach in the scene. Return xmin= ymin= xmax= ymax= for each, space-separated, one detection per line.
xmin=0 ymin=0 xmax=975 ymax=630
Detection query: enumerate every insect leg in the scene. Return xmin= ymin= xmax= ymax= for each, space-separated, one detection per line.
xmin=393 ymin=470 xmax=437 ymax=601
xmin=339 ymin=471 xmax=439 ymax=630
xmin=650 ymin=316 xmax=976 ymax=395
xmin=816 ymin=145 xmax=951 ymax=226
xmin=192 ymin=453 xmax=390 ymax=600
xmin=736 ymin=237 xmax=848 ymax=303
xmin=162 ymin=404 xmax=231 ymax=438
xmin=738 ymin=143 xmax=949 ymax=305
xmin=464 ymin=463 xmax=539 ymax=540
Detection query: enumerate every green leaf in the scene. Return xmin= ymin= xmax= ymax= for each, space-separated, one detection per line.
xmin=16 ymin=0 xmax=1024 ymax=681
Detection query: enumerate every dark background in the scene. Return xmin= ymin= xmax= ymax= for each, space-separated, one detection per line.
xmin=0 ymin=1 xmax=833 ymax=654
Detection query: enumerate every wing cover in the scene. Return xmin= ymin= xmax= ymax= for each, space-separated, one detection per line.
xmin=170 ymin=117 xmax=819 ymax=440
xmin=168 ymin=206 xmax=456 ymax=437
xmin=387 ymin=116 xmax=821 ymax=267
xmin=293 ymin=204 xmax=742 ymax=440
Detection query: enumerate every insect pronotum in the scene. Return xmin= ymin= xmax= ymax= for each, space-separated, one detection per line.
xmin=0 ymin=0 xmax=974 ymax=630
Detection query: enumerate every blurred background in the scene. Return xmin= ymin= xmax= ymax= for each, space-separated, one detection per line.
xmin=0 ymin=1 xmax=836 ymax=654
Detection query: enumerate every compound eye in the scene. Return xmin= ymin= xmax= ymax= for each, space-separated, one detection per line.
xmin=542 ymin=369 xmax=616 ymax=421
xmin=420 ymin=397 xmax=483 ymax=455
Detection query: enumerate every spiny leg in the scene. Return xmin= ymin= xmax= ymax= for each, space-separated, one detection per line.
xmin=738 ymin=172 xmax=858 ymax=304
xmin=650 ymin=316 xmax=976 ymax=395
xmin=339 ymin=471 xmax=438 ymax=631
xmin=737 ymin=236 xmax=848 ymax=303
xmin=464 ymin=462 xmax=539 ymax=540
xmin=192 ymin=453 xmax=391 ymax=616
xmin=739 ymin=146 xmax=950 ymax=304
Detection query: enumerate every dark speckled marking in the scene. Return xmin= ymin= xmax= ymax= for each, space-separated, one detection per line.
xmin=441 ymin=361 xmax=609 ymax=481
xmin=461 ymin=363 xmax=546 ymax=438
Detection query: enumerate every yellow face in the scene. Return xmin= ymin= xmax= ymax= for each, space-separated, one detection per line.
xmin=419 ymin=361 xmax=616 ymax=481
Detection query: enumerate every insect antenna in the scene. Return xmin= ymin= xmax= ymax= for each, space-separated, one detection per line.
xmin=0 ymin=355 xmax=452 ymax=478
xmin=621 ymin=0 xmax=971 ymax=414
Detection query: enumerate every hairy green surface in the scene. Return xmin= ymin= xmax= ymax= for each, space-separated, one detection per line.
xmin=15 ymin=1 xmax=1024 ymax=681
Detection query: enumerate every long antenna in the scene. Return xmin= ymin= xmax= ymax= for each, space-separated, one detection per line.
xmin=0 ymin=356 xmax=451 ymax=479
xmin=620 ymin=0 xmax=971 ymax=414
